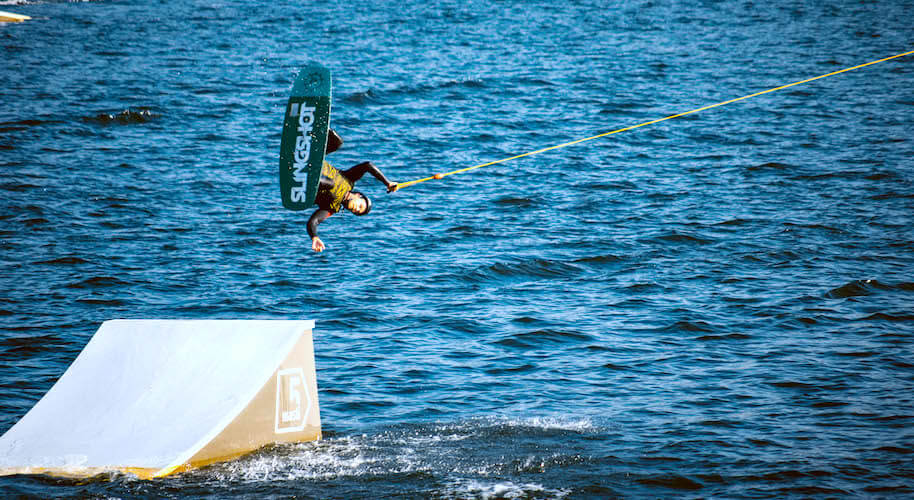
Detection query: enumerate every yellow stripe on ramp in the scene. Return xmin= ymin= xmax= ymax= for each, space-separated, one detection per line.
xmin=0 ymin=11 xmax=31 ymax=22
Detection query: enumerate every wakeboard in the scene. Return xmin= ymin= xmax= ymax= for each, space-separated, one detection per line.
xmin=279 ymin=64 xmax=331 ymax=210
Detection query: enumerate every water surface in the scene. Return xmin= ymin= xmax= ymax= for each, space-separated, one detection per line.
xmin=1 ymin=0 xmax=913 ymax=497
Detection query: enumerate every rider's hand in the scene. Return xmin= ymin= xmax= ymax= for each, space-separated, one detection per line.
xmin=311 ymin=237 xmax=325 ymax=252
xmin=387 ymin=182 xmax=398 ymax=193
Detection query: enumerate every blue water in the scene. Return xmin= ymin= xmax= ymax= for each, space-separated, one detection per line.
xmin=2 ymin=0 xmax=913 ymax=497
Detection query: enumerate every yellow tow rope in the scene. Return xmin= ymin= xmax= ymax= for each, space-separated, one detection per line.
xmin=394 ymin=49 xmax=913 ymax=191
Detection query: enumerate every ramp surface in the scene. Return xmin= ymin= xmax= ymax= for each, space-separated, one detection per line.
xmin=0 ymin=320 xmax=321 ymax=478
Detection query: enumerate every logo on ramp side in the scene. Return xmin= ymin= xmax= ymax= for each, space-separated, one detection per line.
xmin=274 ymin=368 xmax=311 ymax=434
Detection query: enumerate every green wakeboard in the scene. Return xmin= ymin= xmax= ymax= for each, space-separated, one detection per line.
xmin=279 ymin=64 xmax=331 ymax=210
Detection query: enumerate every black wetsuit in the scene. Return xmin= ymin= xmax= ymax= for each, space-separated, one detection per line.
xmin=306 ymin=161 xmax=392 ymax=239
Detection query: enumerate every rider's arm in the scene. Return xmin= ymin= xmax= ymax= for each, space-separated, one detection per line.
xmin=307 ymin=209 xmax=333 ymax=239
xmin=342 ymin=161 xmax=395 ymax=190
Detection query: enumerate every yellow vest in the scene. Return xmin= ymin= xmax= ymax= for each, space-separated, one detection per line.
xmin=317 ymin=162 xmax=353 ymax=212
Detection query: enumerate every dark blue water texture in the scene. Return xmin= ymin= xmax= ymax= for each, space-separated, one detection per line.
xmin=2 ymin=0 xmax=913 ymax=497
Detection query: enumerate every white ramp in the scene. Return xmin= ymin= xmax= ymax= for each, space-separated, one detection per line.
xmin=0 ymin=320 xmax=321 ymax=479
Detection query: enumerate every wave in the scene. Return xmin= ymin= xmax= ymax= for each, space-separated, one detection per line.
xmin=696 ymin=333 xmax=751 ymax=341
xmin=824 ymin=279 xmax=907 ymax=299
xmin=192 ymin=416 xmax=600 ymax=484
xmin=466 ymin=258 xmax=584 ymax=281
xmin=0 ymin=182 xmax=42 ymax=192
xmin=342 ymin=78 xmax=487 ymax=105
xmin=492 ymin=329 xmax=593 ymax=349
xmin=444 ymin=478 xmax=571 ymax=499
xmin=75 ymin=298 xmax=126 ymax=306
xmin=640 ymin=231 xmax=714 ymax=246
xmin=0 ymin=119 xmax=61 ymax=133
xmin=870 ymin=191 xmax=914 ymax=201
xmin=0 ymin=333 xmax=68 ymax=356
xmin=83 ymin=109 xmax=158 ymax=125
xmin=744 ymin=161 xmax=794 ymax=172
xmin=572 ymin=254 xmax=623 ymax=264
xmin=790 ymin=170 xmax=871 ymax=181
xmin=572 ymin=180 xmax=638 ymax=191
xmin=33 ymin=256 xmax=90 ymax=266
xmin=769 ymin=381 xmax=819 ymax=390
xmin=341 ymin=88 xmax=384 ymax=105
xmin=64 ymin=276 xmax=131 ymax=289
xmin=658 ymin=320 xmax=715 ymax=333
xmin=492 ymin=196 xmax=535 ymax=207
xmin=636 ymin=474 xmax=703 ymax=491
xmin=782 ymin=222 xmax=844 ymax=234
xmin=713 ymin=218 xmax=758 ymax=227
xmin=859 ymin=312 xmax=914 ymax=322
